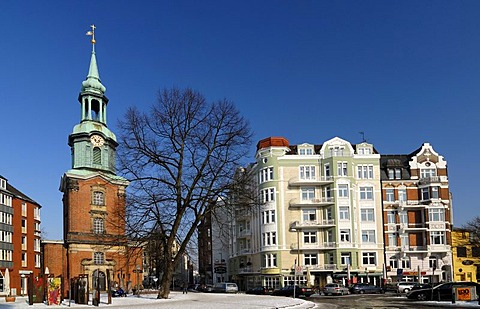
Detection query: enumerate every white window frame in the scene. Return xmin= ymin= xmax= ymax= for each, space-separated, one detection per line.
xmin=340 ymin=229 xmax=350 ymax=242
xmin=357 ymin=165 xmax=374 ymax=179
xmin=361 ymin=230 xmax=376 ymax=243
xmin=359 ymin=187 xmax=374 ymax=200
xmin=362 ymin=252 xmax=376 ymax=265
xmin=337 ymin=162 xmax=348 ymax=176
xmin=361 ymin=208 xmax=375 ymax=222
xmin=339 ymin=206 xmax=350 ymax=220
xmin=303 ymin=231 xmax=317 ymax=244
xmin=338 ymin=184 xmax=349 ymax=198
xmin=299 ymin=166 xmax=316 ymax=180
xmin=302 ymin=209 xmax=316 ymax=222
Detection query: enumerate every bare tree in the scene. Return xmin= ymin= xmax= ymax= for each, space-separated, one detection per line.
xmin=117 ymin=87 xmax=253 ymax=299
xmin=463 ymin=216 xmax=480 ymax=247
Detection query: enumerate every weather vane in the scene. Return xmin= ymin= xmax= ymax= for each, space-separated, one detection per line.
xmin=86 ymin=24 xmax=96 ymax=44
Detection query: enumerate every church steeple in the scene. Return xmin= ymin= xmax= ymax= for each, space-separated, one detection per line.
xmin=67 ymin=25 xmax=118 ymax=175
xmin=79 ymin=24 xmax=108 ymax=125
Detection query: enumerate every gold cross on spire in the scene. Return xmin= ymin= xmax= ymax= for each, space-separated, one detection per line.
xmin=86 ymin=24 xmax=96 ymax=44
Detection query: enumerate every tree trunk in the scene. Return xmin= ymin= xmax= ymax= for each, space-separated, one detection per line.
xmin=157 ymin=259 xmax=174 ymax=299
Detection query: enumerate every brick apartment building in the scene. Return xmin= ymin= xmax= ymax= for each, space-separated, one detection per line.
xmin=0 ymin=175 xmax=41 ymax=296
xmin=42 ymin=32 xmax=142 ymax=297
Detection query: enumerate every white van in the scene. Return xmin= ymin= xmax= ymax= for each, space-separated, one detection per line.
xmin=213 ymin=282 xmax=238 ymax=293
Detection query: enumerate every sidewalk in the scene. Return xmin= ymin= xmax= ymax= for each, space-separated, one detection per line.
xmin=0 ymin=291 xmax=318 ymax=308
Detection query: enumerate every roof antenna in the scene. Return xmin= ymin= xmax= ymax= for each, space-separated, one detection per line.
xmin=359 ymin=131 xmax=367 ymax=142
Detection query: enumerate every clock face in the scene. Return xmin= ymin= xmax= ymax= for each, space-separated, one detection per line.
xmin=90 ymin=135 xmax=105 ymax=147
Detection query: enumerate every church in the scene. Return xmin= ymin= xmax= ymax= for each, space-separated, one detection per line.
xmin=42 ymin=27 xmax=142 ymax=298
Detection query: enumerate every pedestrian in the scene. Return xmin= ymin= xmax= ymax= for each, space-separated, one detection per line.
xmin=183 ymin=282 xmax=188 ymax=294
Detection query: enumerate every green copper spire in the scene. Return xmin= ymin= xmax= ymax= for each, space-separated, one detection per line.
xmin=81 ymin=25 xmax=106 ymax=95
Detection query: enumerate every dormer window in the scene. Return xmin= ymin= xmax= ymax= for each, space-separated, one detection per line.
xmin=388 ymin=168 xmax=402 ymax=180
xmin=329 ymin=146 xmax=344 ymax=157
xmin=299 ymin=147 xmax=314 ymax=155
xmin=358 ymin=147 xmax=372 ymax=155
xmin=0 ymin=178 xmax=6 ymax=190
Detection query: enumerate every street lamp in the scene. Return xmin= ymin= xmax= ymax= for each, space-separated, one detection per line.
xmin=289 ymin=224 xmax=301 ymax=298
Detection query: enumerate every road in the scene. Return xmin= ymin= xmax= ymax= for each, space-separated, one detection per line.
xmin=311 ymin=293 xmax=478 ymax=309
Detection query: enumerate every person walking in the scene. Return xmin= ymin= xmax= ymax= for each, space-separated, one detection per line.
xmin=183 ymin=282 xmax=188 ymax=294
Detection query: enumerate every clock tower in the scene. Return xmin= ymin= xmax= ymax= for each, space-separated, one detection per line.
xmin=56 ymin=26 xmax=140 ymax=297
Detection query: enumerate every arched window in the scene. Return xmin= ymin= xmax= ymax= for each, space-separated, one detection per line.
xmin=93 ymin=218 xmax=104 ymax=234
xmin=94 ymin=252 xmax=104 ymax=265
xmin=92 ymin=191 xmax=104 ymax=206
xmin=93 ymin=147 xmax=101 ymax=165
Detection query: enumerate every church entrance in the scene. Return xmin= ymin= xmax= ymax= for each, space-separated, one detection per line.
xmin=92 ymin=270 xmax=106 ymax=291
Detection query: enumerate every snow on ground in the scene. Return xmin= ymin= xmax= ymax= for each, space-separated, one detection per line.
xmin=0 ymin=291 xmax=316 ymax=309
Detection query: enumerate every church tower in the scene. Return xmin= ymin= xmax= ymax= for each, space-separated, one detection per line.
xmin=57 ymin=26 xmax=140 ymax=296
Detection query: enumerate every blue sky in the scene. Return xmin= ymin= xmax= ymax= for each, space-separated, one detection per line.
xmin=1 ymin=1 xmax=479 ymax=240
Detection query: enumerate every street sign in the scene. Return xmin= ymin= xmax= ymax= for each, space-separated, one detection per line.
xmin=215 ymin=266 xmax=227 ymax=274
xmin=295 ymin=266 xmax=303 ymax=276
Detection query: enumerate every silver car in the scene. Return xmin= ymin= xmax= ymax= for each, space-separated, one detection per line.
xmin=396 ymin=281 xmax=415 ymax=293
xmin=323 ymin=283 xmax=349 ymax=295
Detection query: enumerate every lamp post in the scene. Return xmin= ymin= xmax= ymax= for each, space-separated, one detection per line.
xmin=290 ymin=225 xmax=301 ymax=298
xmin=136 ymin=265 xmax=141 ymax=297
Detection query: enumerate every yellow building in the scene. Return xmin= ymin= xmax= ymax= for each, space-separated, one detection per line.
xmin=452 ymin=228 xmax=480 ymax=282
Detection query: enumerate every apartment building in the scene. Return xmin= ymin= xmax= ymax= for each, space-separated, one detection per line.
xmin=451 ymin=228 xmax=480 ymax=282
xmin=0 ymin=175 xmax=41 ymax=296
xmin=381 ymin=143 xmax=453 ymax=283
xmin=230 ymin=136 xmax=385 ymax=290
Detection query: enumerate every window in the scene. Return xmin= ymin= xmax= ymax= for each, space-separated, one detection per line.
xmin=421 ymin=188 xmax=429 ymax=200
xmin=358 ymin=147 xmax=372 ymax=155
xmin=93 ymin=218 xmax=105 ymax=234
xmin=261 ymin=188 xmax=275 ymax=203
xmin=22 ymin=219 xmax=26 ymax=233
xmin=362 ymin=252 xmax=376 ymax=265
xmin=330 ymin=146 xmax=344 ymax=157
xmin=361 ymin=230 xmax=376 ymax=243
xmin=22 ymin=202 xmax=27 ymax=216
xmin=22 ymin=252 xmax=27 ymax=267
xmin=341 ymin=252 xmax=351 ymax=265
xmin=361 ymin=209 xmax=375 ymax=222
xmin=262 ymin=210 xmax=276 ymax=224
xmin=338 ymin=184 xmax=349 ymax=198
xmin=388 ymin=233 xmax=397 ymax=246
xmin=389 ymin=257 xmax=398 ymax=269
xmin=337 ymin=162 xmax=348 ymax=176
xmin=399 ymin=212 xmax=408 ymax=224
xmin=359 ymin=187 xmax=373 ymax=200
xmin=263 ymin=232 xmax=277 ymax=246
xmin=429 ymin=208 xmax=445 ymax=222
xmin=398 ymin=188 xmax=407 ymax=202
xmin=301 ymin=187 xmax=315 ymax=201
xmin=388 ymin=168 xmax=402 ymax=179
xmin=431 ymin=186 xmax=439 ymax=199
xmin=299 ymin=166 xmax=316 ymax=180
xmin=35 ymin=254 xmax=41 ymax=268
xmin=304 ymin=253 xmax=318 ymax=266
xmin=340 ymin=229 xmax=350 ymax=242
xmin=457 ymin=247 xmax=467 ymax=257
xmin=260 ymin=167 xmax=274 ymax=183
xmin=324 ymin=187 xmax=332 ymax=198
xmin=401 ymin=258 xmax=411 ymax=269
xmin=264 ymin=253 xmax=277 ymax=268
xmin=324 ymin=164 xmax=330 ymax=177
xmin=339 ymin=206 xmax=350 ymax=220
xmin=472 ymin=247 xmax=480 ymax=257
xmin=304 ymin=231 xmax=317 ymax=244
xmin=22 ymin=236 xmax=27 ymax=250
xmin=299 ymin=148 xmax=313 ymax=155
xmin=387 ymin=211 xmax=396 ymax=224
xmin=357 ymin=165 xmax=374 ymax=179
xmin=386 ymin=189 xmax=394 ymax=202
xmin=429 ymin=256 xmax=437 ymax=269
xmin=93 ymin=147 xmax=102 ymax=165
xmin=421 ymin=168 xmax=436 ymax=178
xmin=400 ymin=234 xmax=409 ymax=247
xmin=34 ymin=238 xmax=40 ymax=252
xmin=94 ymin=252 xmax=104 ymax=264
xmin=430 ymin=231 xmax=445 ymax=245
xmin=303 ymin=209 xmax=316 ymax=222
xmin=93 ymin=191 xmax=105 ymax=206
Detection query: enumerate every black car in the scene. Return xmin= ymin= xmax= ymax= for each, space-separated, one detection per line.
xmin=272 ymin=285 xmax=315 ymax=297
xmin=246 ymin=286 xmax=275 ymax=295
xmin=407 ymin=281 xmax=480 ymax=301
xmin=410 ymin=283 xmax=432 ymax=291
xmin=349 ymin=283 xmax=384 ymax=294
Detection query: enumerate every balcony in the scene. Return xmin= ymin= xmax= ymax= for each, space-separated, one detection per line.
xmin=291 ymin=242 xmax=336 ymax=250
xmin=289 ymin=197 xmax=335 ymax=208
xmin=238 ymin=266 xmax=256 ymax=274
xmin=290 ymin=220 xmax=335 ymax=229
xmin=401 ymin=245 xmax=428 ymax=253
xmin=428 ymin=244 xmax=451 ymax=252
xmin=418 ymin=176 xmax=447 ymax=185
xmin=237 ymin=229 xmax=252 ymax=238
xmin=236 ymin=248 xmax=252 ymax=256
xmin=288 ymin=176 xmax=334 ymax=187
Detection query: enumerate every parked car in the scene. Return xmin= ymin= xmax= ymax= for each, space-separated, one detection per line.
xmin=197 ymin=284 xmax=214 ymax=292
xmin=246 ymin=286 xmax=274 ymax=295
xmin=349 ymin=283 xmax=384 ymax=294
xmin=407 ymin=281 xmax=480 ymax=301
xmin=213 ymin=282 xmax=238 ymax=293
xmin=272 ymin=285 xmax=315 ymax=297
xmin=396 ymin=281 xmax=416 ymax=293
xmin=410 ymin=283 xmax=432 ymax=291
xmin=382 ymin=283 xmax=397 ymax=292
xmin=323 ymin=283 xmax=349 ymax=295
